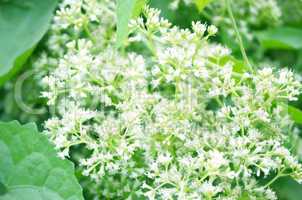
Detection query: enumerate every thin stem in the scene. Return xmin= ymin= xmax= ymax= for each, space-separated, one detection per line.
xmin=264 ymin=169 xmax=287 ymax=188
xmin=264 ymin=174 xmax=280 ymax=188
xmin=225 ymin=0 xmax=253 ymax=72
xmin=146 ymin=31 xmax=157 ymax=57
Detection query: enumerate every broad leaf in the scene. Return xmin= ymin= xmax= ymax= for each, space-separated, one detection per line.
xmin=116 ymin=0 xmax=146 ymax=48
xmin=273 ymin=177 xmax=302 ymax=200
xmin=0 ymin=121 xmax=84 ymax=200
xmin=0 ymin=48 xmax=35 ymax=86
xmin=0 ymin=0 xmax=58 ymax=84
xmin=256 ymin=27 xmax=302 ymax=50
xmin=194 ymin=0 xmax=212 ymax=12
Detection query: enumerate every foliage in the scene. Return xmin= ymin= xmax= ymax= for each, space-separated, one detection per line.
xmin=0 ymin=0 xmax=58 ymax=85
xmin=40 ymin=1 xmax=302 ymax=199
xmin=0 ymin=121 xmax=83 ymax=200
xmin=257 ymin=27 xmax=302 ymax=50
xmin=194 ymin=0 xmax=212 ymax=12
xmin=116 ymin=0 xmax=147 ymax=47
xmin=1 ymin=0 xmax=302 ymax=199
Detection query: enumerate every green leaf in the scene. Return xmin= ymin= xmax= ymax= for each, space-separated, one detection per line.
xmin=0 ymin=121 xmax=84 ymax=200
xmin=256 ymin=27 xmax=302 ymax=50
xmin=132 ymin=0 xmax=147 ymax=17
xmin=238 ymin=192 xmax=250 ymax=200
xmin=219 ymin=56 xmax=250 ymax=73
xmin=116 ymin=0 xmax=146 ymax=48
xmin=150 ymin=0 xmax=201 ymax=28
xmin=194 ymin=0 xmax=212 ymax=12
xmin=273 ymin=177 xmax=302 ymax=200
xmin=0 ymin=48 xmax=35 ymax=86
xmin=0 ymin=0 xmax=58 ymax=83
xmin=282 ymin=104 xmax=302 ymax=125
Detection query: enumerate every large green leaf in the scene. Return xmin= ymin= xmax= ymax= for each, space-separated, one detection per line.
xmin=0 ymin=121 xmax=84 ymax=200
xmin=0 ymin=0 xmax=58 ymax=84
xmin=273 ymin=177 xmax=302 ymax=200
xmin=116 ymin=0 xmax=147 ymax=48
xmin=256 ymin=27 xmax=302 ymax=50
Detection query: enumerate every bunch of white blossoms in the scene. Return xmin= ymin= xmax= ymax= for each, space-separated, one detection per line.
xmin=170 ymin=0 xmax=281 ymax=41
xmin=42 ymin=1 xmax=302 ymax=200
xmin=14 ymin=0 xmax=116 ymax=113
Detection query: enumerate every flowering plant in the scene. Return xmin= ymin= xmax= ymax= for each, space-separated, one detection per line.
xmin=40 ymin=1 xmax=302 ymax=199
xmin=1 ymin=0 xmax=302 ymax=199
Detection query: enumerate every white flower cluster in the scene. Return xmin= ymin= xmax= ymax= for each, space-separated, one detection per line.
xmin=42 ymin=2 xmax=302 ymax=200
xmin=45 ymin=0 xmax=115 ymax=58
xmin=26 ymin=0 xmax=116 ymax=95
xmin=170 ymin=0 xmax=281 ymax=40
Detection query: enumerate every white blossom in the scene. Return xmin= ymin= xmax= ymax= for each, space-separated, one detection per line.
xmin=41 ymin=2 xmax=302 ymax=200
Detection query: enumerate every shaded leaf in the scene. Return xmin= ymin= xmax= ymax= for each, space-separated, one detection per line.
xmin=256 ymin=27 xmax=302 ymax=50
xmin=0 ymin=48 xmax=35 ymax=86
xmin=0 ymin=0 xmax=58 ymax=84
xmin=150 ymin=0 xmax=201 ymax=28
xmin=273 ymin=177 xmax=302 ymax=200
xmin=0 ymin=182 xmax=7 ymax=196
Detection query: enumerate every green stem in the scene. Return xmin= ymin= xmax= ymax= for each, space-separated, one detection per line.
xmin=146 ymin=31 xmax=157 ymax=57
xmin=264 ymin=174 xmax=280 ymax=188
xmin=264 ymin=169 xmax=287 ymax=188
xmin=84 ymin=23 xmax=96 ymax=44
xmin=225 ymin=0 xmax=253 ymax=72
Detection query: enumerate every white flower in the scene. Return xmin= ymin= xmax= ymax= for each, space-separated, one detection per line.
xmin=200 ymin=181 xmax=221 ymax=198
xmin=208 ymin=25 xmax=218 ymax=35
xmin=208 ymin=150 xmax=229 ymax=169
xmin=41 ymin=3 xmax=302 ymax=200
xmin=192 ymin=21 xmax=206 ymax=36
xmin=255 ymin=109 xmax=270 ymax=122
